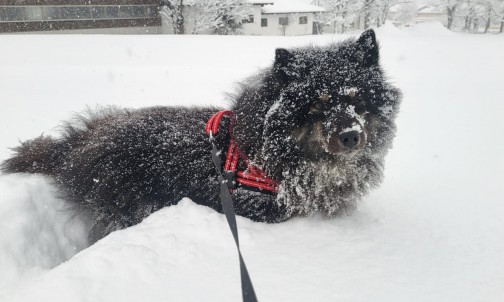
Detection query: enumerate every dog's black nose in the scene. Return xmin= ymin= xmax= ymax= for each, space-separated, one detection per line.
xmin=339 ymin=131 xmax=360 ymax=149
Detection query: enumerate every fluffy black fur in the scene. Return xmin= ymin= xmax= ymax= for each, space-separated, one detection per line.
xmin=1 ymin=30 xmax=401 ymax=242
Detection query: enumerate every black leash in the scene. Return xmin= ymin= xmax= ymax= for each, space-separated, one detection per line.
xmin=209 ymin=134 xmax=258 ymax=302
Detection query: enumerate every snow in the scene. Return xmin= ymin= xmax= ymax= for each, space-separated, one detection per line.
xmin=404 ymin=21 xmax=454 ymax=36
xmin=417 ymin=5 xmax=446 ymax=14
xmin=341 ymin=105 xmax=364 ymax=134
xmin=246 ymin=0 xmax=274 ymax=4
xmin=0 ymin=174 xmax=88 ymax=290
xmin=1 ymin=24 xmax=504 ymax=301
xmin=261 ymin=0 xmax=325 ymax=14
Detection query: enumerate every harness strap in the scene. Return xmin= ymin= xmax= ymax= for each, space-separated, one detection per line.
xmin=205 ymin=110 xmax=278 ymax=194
xmin=205 ymin=110 xmax=233 ymax=135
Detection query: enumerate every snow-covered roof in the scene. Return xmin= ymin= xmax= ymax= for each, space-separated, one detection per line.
xmin=417 ymin=5 xmax=446 ymax=14
xmin=246 ymin=0 xmax=275 ymax=4
xmin=261 ymin=0 xmax=325 ymax=14
xmin=388 ymin=3 xmax=412 ymax=13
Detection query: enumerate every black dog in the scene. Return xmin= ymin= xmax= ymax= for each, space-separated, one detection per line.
xmin=1 ymin=29 xmax=401 ymax=242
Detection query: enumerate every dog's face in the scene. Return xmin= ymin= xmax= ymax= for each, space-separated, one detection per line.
xmin=269 ymin=29 xmax=396 ymax=161
xmin=293 ymin=86 xmax=368 ymax=158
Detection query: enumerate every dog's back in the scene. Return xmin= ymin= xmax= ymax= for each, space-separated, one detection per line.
xmin=2 ymin=135 xmax=62 ymax=175
xmin=2 ymin=106 xmax=224 ymax=240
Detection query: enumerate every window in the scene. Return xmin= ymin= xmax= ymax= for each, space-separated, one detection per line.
xmin=26 ymin=7 xmax=42 ymax=21
xmin=106 ymin=6 xmax=119 ymax=18
xmin=132 ymin=6 xmax=146 ymax=18
xmin=61 ymin=7 xmax=79 ymax=20
xmin=261 ymin=18 xmax=267 ymax=27
xmin=91 ymin=7 xmax=106 ymax=19
xmin=119 ymin=6 xmax=132 ymax=18
xmin=75 ymin=7 xmax=92 ymax=19
xmin=243 ymin=15 xmax=254 ymax=24
xmin=299 ymin=16 xmax=307 ymax=24
xmin=279 ymin=17 xmax=288 ymax=26
xmin=0 ymin=7 xmax=27 ymax=21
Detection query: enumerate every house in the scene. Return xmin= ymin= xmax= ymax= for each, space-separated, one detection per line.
xmin=0 ymin=0 xmax=161 ymax=34
xmin=410 ymin=5 xmax=447 ymax=26
xmin=242 ymin=0 xmax=325 ymax=36
xmin=392 ymin=5 xmax=447 ymax=28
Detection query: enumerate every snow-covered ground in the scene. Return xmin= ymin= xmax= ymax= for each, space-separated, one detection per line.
xmin=0 ymin=23 xmax=503 ymax=301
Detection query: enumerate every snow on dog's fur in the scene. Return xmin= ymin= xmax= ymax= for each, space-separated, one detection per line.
xmin=1 ymin=30 xmax=401 ymax=242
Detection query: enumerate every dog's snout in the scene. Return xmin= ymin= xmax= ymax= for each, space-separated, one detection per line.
xmin=339 ymin=131 xmax=360 ymax=149
xmin=325 ymin=128 xmax=365 ymax=155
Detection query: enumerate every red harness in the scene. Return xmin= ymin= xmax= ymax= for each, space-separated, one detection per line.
xmin=205 ymin=110 xmax=279 ymax=193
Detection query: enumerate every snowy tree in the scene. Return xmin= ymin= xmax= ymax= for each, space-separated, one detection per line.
xmin=442 ymin=0 xmax=462 ymax=30
xmin=336 ymin=0 xmax=363 ymax=32
xmin=458 ymin=1 xmax=495 ymax=32
xmin=387 ymin=1 xmax=417 ymax=23
xmin=360 ymin=0 xmax=411 ymax=29
xmin=432 ymin=0 xmax=475 ymax=31
xmin=160 ymin=0 xmax=252 ymax=35
xmin=497 ymin=0 xmax=504 ymax=32
xmin=436 ymin=0 xmax=502 ymax=32
xmin=487 ymin=0 xmax=504 ymax=33
xmin=313 ymin=0 xmax=415 ymax=32
xmin=160 ymin=0 xmax=186 ymax=34
xmin=376 ymin=0 xmax=415 ymax=26
xmin=190 ymin=0 xmax=252 ymax=34
xmin=479 ymin=1 xmax=494 ymax=33
xmin=312 ymin=0 xmax=365 ymax=33
xmin=361 ymin=0 xmax=377 ymax=28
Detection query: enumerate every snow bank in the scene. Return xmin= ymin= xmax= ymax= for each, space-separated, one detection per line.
xmin=405 ymin=21 xmax=454 ymax=36
xmin=0 ymin=199 xmax=244 ymax=301
xmin=0 ymin=174 xmax=87 ymax=290
xmin=377 ymin=21 xmax=402 ymax=35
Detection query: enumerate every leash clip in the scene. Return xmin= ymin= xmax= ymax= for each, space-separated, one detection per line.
xmin=223 ymin=170 xmax=237 ymax=190
xmin=208 ymin=130 xmax=215 ymax=143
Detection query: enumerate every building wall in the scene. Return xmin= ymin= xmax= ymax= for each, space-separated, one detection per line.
xmin=414 ymin=13 xmax=447 ymax=26
xmin=244 ymin=12 xmax=314 ymax=36
xmin=0 ymin=0 xmax=161 ymax=34
xmin=241 ymin=5 xmax=262 ymax=35
xmin=5 ymin=26 xmax=160 ymax=34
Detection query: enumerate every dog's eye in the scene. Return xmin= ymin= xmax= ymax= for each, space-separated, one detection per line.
xmin=310 ymin=101 xmax=326 ymax=113
xmin=311 ymin=93 xmax=330 ymax=113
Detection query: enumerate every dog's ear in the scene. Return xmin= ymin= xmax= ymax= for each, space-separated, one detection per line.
xmin=274 ymin=48 xmax=295 ymax=84
xmin=356 ymin=29 xmax=379 ymax=67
